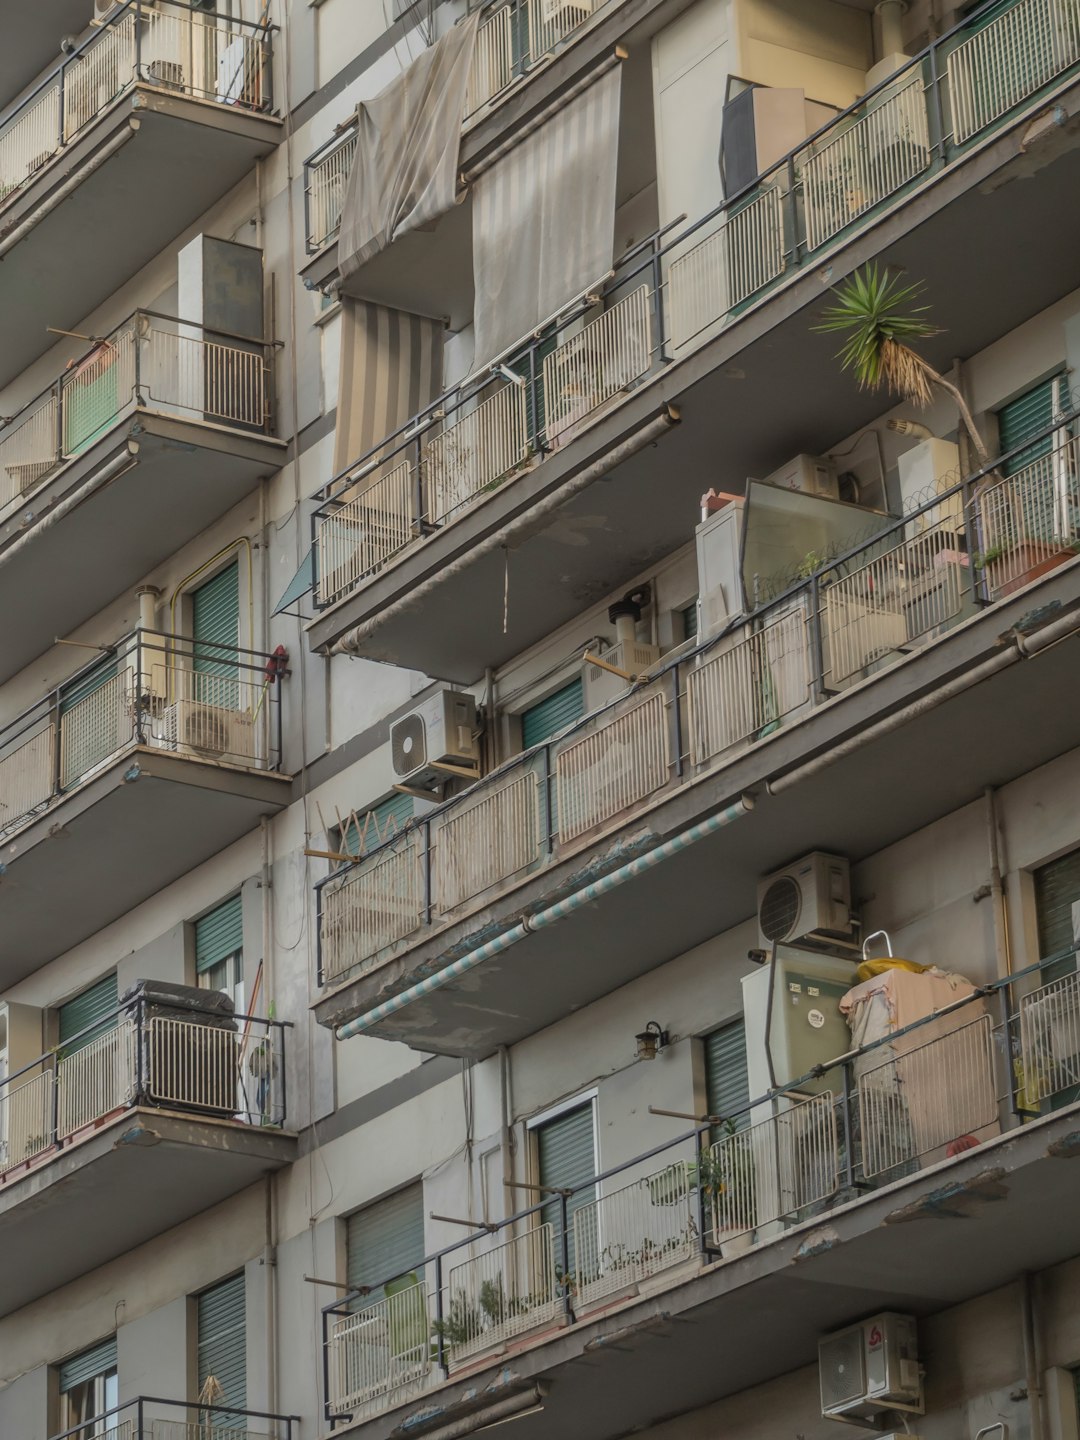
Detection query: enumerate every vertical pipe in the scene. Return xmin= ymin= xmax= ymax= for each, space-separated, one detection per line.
xmin=435 ymin=1255 xmax=449 ymax=1377
xmin=558 ymin=1191 xmax=573 ymax=1321
xmin=808 ymin=575 xmax=827 ymax=702
xmin=840 ymin=1061 xmax=857 ymax=1188
xmin=670 ymin=663 xmax=684 ymax=778
xmin=985 ymin=786 xmax=1013 ymax=981
xmin=1021 ymin=1273 xmax=1047 ymax=1440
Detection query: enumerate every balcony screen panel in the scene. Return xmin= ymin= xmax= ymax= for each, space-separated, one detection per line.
xmin=198 ymin=1273 xmax=247 ymax=1417
xmin=337 ymin=13 xmax=479 ymax=281
xmin=195 ymin=894 xmax=244 ymax=975
xmin=472 ymin=65 xmax=622 ymax=366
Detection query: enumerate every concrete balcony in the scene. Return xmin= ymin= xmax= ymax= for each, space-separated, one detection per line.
xmin=0 ymin=312 xmax=283 ymax=686
xmin=0 ymin=1 xmax=278 ymax=389
xmin=306 ymin=0 xmax=1080 ymax=680
xmin=319 ymin=968 xmax=1080 ymax=1440
xmin=3 ymin=5 xmax=94 ymax=110
xmin=0 ymin=1000 xmax=292 ymax=1317
xmin=314 ymin=486 xmax=1080 ymax=1053
xmin=0 ymin=631 xmax=289 ymax=981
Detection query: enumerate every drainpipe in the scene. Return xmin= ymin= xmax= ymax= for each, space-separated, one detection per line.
xmin=135 ymin=585 xmax=160 ymax=634
xmin=330 ymin=406 xmax=681 ymax=658
xmin=1021 ymin=1273 xmax=1047 ymax=1440
xmin=875 ymin=0 xmax=908 ymax=59
xmin=984 ymin=786 xmax=1013 ymax=981
xmin=0 ymin=446 xmax=138 ymax=565
xmin=336 ymin=794 xmax=753 ymax=1041
xmin=0 ymin=122 xmax=139 ymax=258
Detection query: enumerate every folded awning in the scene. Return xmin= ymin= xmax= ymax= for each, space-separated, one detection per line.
xmin=272 ymin=543 xmax=315 ymax=615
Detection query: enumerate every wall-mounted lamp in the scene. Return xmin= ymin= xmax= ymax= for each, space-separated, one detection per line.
xmin=635 ymin=1021 xmax=669 ymax=1061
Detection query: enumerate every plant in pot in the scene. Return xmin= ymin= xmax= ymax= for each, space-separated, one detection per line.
xmin=707 ymin=1122 xmax=757 ymax=1257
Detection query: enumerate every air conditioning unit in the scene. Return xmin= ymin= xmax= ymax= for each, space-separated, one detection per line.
xmin=146 ymin=59 xmax=185 ymax=91
xmin=695 ymin=495 xmax=746 ymax=637
xmin=583 ymin=640 xmax=661 ymax=710
xmin=541 ymin=0 xmax=595 ymax=27
xmin=390 ymin=689 xmax=479 ymax=789
xmin=762 ymin=453 xmax=839 ymax=500
xmin=819 ymin=1313 xmax=923 ymax=1422
xmin=757 ymin=852 xmax=852 ymax=948
xmin=95 ymin=0 xmax=155 ymax=19
xmin=161 ymin=701 xmax=257 ymax=763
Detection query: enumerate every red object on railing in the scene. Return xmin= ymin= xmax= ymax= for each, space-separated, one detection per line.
xmin=265 ymin=644 xmax=289 ymax=682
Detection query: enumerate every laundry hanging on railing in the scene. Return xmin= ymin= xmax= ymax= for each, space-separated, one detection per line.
xmin=337 ymin=14 xmax=480 ymax=281
xmin=471 ymin=63 xmax=622 ymax=367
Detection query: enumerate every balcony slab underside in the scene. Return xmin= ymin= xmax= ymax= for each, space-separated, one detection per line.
xmin=4 ymin=5 xmax=94 ymax=107
xmin=0 ymin=90 xmax=281 ymax=388
xmin=334 ymin=1108 xmax=1080 ymax=1440
xmin=0 ymin=415 xmax=284 ymax=685
xmin=316 ymin=566 xmax=1080 ymax=1056
xmin=0 ymin=1107 xmax=295 ymax=1320
xmin=0 ymin=749 xmax=288 ymax=980
xmin=309 ymin=76 xmax=1080 ymax=679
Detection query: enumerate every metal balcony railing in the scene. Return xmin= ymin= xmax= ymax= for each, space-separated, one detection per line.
xmin=0 ymin=311 xmax=275 ymax=520
xmin=316 ymin=411 xmax=1080 ymax=988
xmin=309 ymin=0 xmax=1080 ymax=604
xmin=0 ymin=630 xmax=285 ymax=842
xmin=0 ymin=1000 xmax=287 ymax=1179
xmin=0 ymin=1 xmax=272 ymax=213
xmin=46 ymin=1398 xmax=296 ymax=1440
xmin=321 ymin=946 xmax=1080 ymax=1425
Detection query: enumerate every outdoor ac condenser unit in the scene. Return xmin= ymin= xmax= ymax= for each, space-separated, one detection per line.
xmin=541 ymin=0 xmax=595 ymax=27
xmin=161 ymin=701 xmax=257 ymax=763
xmin=757 ymin=852 xmax=852 ymax=948
xmin=390 ymin=690 xmax=479 ymax=789
xmin=762 ymin=453 xmax=840 ymax=500
xmin=819 ymin=1312 xmax=923 ymax=1421
xmin=582 ymin=641 xmax=661 ymax=711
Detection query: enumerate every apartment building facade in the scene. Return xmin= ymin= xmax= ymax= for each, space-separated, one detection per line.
xmin=3 ymin=3 xmax=1080 ymax=1440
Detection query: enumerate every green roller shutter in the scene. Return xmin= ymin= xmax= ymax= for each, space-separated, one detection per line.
xmin=997 ymin=373 xmax=1068 ymax=476
xmin=681 ymin=601 xmax=699 ymax=644
xmin=198 ymin=1274 xmax=247 ymax=1417
xmin=341 ymin=793 xmax=414 ymax=860
xmin=195 ymin=895 xmax=244 ymax=976
xmin=705 ymin=1019 xmax=750 ymax=1133
xmin=193 ymin=561 xmax=240 ymax=676
xmin=536 ymin=1101 xmax=596 ymax=1272
xmin=1035 ymin=846 xmax=1080 ymax=983
xmin=59 ymin=1337 xmax=117 ymax=1393
xmin=346 ymin=1183 xmax=426 ymax=1299
xmin=59 ymin=973 xmax=118 ymax=1054
xmin=521 ymin=679 xmax=584 ymax=748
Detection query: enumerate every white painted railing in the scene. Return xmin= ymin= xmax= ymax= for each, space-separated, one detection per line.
xmin=801 ymin=71 xmax=931 ymax=253
xmin=687 ymin=607 xmax=810 ymax=766
xmin=0 ymin=85 xmax=61 ymax=201
xmin=152 ymin=1422 xmax=270 ymax=1440
xmin=468 ymin=4 xmax=517 ymax=114
xmin=668 ymin=186 xmax=786 ymax=350
xmin=822 ymin=516 xmax=968 ymax=685
xmin=0 ymin=395 xmax=60 ymax=509
xmin=976 ymin=437 xmax=1080 ymax=598
xmin=308 ymin=131 xmax=358 ymax=250
xmin=322 ymin=833 xmax=424 ymax=982
xmin=427 ymin=383 xmax=530 ymax=523
xmin=65 ymin=12 xmax=136 ymax=141
xmin=143 ymin=662 xmax=267 ymax=768
xmin=0 ymin=1069 xmax=54 ymax=1170
xmin=327 ymin=1280 xmax=432 ymax=1415
xmin=434 ymin=769 xmax=541 ymax=912
xmin=1020 ymin=968 xmax=1080 ymax=1108
xmin=543 ymin=286 xmax=653 ymax=446
xmin=145 ymin=1016 xmax=239 ymax=1115
xmin=316 ymin=462 xmax=415 ymax=605
xmin=59 ymin=667 xmax=134 ymax=790
xmin=56 ymin=1018 xmax=137 ymax=1140
xmin=555 ymin=689 xmax=668 ymax=843
xmin=443 ymin=1224 xmax=560 ymax=1365
xmin=141 ymin=6 xmax=268 ymax=108
xmin=948 ymin=0 xmax=1080 ymax=144
xmin=141 ymin=326 xmax=269 ymax=429
xmin=707 ymin=1093 xmax=838 ymax=1243
xmin=573 ymin=1159 xmax=698 ymax=1307
xmin=858 ymin=1014 xmax=998 ymax=1179
xmin=0 ymin=727 xmax=55 ymax=837
xmin=467 ymin=0 xmax=598 ymax=116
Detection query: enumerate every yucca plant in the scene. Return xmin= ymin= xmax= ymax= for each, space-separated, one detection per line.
xmin=815 ymin=263 xmax=988 ymax=465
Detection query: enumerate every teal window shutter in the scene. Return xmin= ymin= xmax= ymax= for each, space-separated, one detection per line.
xmin=536 ymin=1101 xmax=596 ymax=1271
xmin=705 ymin=1019 xmax=750 ymax=1132
xmin=681 ymin=600 xmax=699 ymax=643
xmin=192 ymin=561 xmax=241 ymax=676
xmin=1035 ymin=846 xmax=1080 ymax=983
xmin=346 ymin=1183 xmax=426 ymax=1299
xmin=59 ymin=1337 xmax=117 ymax=1393
xmin=997 ymin=373 xmax=1067 ymax=476
xmin=340 ymin=793 xmax=414 ymax=860
xmin=58 ymin=973 xmax=118 ymax=1054
xmin=521 ymin=678 xmax=585 ymax=749
xmin=197 ymin=1274 xmax=247 ymax=1416
xmin=195 ymin=895 xmax=244 ymax=976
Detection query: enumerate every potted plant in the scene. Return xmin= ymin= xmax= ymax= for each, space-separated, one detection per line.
xmin=975 ymin=537 xmax=1078 ymax=600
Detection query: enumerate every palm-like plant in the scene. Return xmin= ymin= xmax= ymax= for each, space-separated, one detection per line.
xmin=815 ymin=264 xmax=988 ymax=464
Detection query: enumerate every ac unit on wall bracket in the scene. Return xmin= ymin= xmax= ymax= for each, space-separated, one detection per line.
xmin=390 ymin=689 xmax=479 ymax=791
xmin=160 ymin=701 xmax=256 ymax=763
xmin=819 ymin=1313 xmax=924 ymax=1423
xmin=757 ymin=852 xmax=853 ymax=949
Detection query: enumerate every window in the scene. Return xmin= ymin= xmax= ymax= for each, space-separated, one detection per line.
xmin=338 ymin=792 xmax=414 ymax=864
xmin=58 ymin=1337 xmax=117 ymax=1438
xmin=195 ymin=895 xmax=245 ymax=1011
xmin=704 ymin=1018 xmax=750 ymax=1135
xmin=531 ymin=1096 xmax=597 ymax=1272
xmin=680 ymin=600 xmax=699 ymax=644
xmin=197 ymin=1274 xmax=246 ymax=1418
xmin=58 ymin=973 xmax=118 ymax=1057
xmin=1034 ymin=846 xmax=1080 ymax=983
xmin=346 ymin=1182 xmax=426 ymax=1302
xmin=996 ymin=372 xmax=1069 ymax=476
